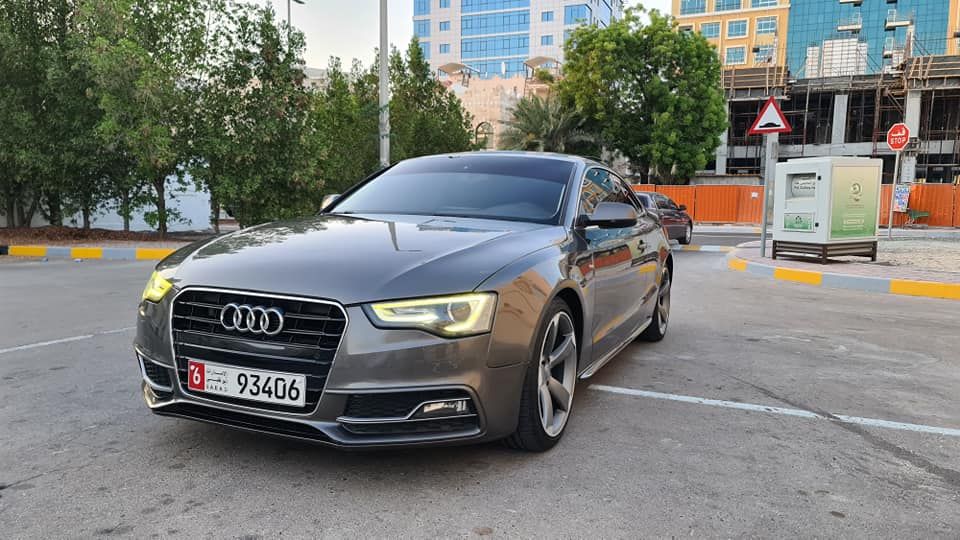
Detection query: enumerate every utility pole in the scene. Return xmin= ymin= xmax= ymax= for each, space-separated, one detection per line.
xmin=379 ymin=0 xmax=390 ymax=168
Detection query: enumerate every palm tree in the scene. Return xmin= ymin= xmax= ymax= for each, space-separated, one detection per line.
xmin=499 ymin=95 xmax=594 ymax=153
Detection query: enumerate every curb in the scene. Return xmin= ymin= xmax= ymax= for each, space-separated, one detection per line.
xmin=674 ymin=245 xmax=735 ymax=253
xmin=0 ymin=245 xmax=175 ymax=261
xmin=726 ymin=253 xmax=960 ymax=301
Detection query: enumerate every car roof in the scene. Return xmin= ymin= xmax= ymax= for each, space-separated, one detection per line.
xmin=404 ymin=151 xmax=606 ymax=168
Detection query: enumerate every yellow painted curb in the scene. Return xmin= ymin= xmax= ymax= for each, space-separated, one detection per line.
xmin=728 ymin=257 xmax=748 ymax=271
xmin=71 ymin=247 xmax=103 ymax=259
xmin=890 ymin=279 xmax=960 ymax=301
xmin=681 ymin=245 xmax=702 ymax=251
xmin=136 ymin=248 xmax=175 ymax=260
xmin=9 ymin=245 xmax=47 ymax=257
xmin=773 ymin=267 xmax=823 ymax=285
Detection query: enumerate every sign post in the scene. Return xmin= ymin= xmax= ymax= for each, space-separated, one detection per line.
xmin=748 ymin=97 xmax=793 ymax=257
xmin=885 ymin=123 xmax=910 ymax=239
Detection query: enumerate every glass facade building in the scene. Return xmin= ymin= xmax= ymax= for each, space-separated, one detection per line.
xmin=786 ymin=0 xmax=954 ymax=77
xmin=414 ymin=0 xmax=624 ymax=79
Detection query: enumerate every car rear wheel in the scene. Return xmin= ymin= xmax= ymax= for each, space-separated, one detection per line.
xmin=639 ymin=266 xmax=671 ymax=342
xmin=678 ymin=223 xmax=693 ymax=245
xmin=506 ymin=299 xmax=578 ymax=452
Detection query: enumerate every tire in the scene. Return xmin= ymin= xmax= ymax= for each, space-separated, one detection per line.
xmin=505 ymin=298 xmax=578 ymax=452
xmin=639 ymin=265 xmax=671 ymax=342
xmin=678 ymin=222 xmax=693 ymax=245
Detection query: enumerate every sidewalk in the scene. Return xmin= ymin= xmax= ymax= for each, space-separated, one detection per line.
xmin=729 ymin=242 xmax=960 ymax=301
xmin=695 ymin=224 xmax=960 ymax=239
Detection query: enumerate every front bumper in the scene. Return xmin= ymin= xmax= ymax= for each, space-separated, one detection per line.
xmin=136 ymin=294 xmax=528 ymax=449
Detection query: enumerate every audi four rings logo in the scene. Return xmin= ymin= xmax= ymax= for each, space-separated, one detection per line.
xmin=220 ymin=303 xmax=285 ymax=336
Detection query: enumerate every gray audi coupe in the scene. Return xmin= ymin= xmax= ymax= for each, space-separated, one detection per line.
xmin=135 ymin=152 xmax=673 ymax=451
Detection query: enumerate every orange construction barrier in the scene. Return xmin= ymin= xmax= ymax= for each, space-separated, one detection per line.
xmin=628 ymin=183 xmax=958 ymax=227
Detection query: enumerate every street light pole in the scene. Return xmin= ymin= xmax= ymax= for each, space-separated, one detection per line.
xmin=287 ymin=0 xmax=304 ymax=46
xmin=379 ymin=0 xmax=390 ymax=168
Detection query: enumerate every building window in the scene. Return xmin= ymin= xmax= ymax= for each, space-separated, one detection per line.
xmin=439 ymin=43 xmax=451 ymax=54
xmin=440 ymin=0 xmax=450 ymax=7
xmin=542 ymin=10 xmax=554 ymax=22
xmin=461 ymin=10 xmax=530 ymax=37
xmin=414 ymin=0 xmax=430 ymax=16
xmin=700 ymin=22 xmax=720 ymax=38
xmin=754 ymin=45 xmax=774 ymax=63
xmin=420 ymin=41 xmax=431 ymax=59
xmin=751 ymin=0 xmax=777 ymax=7
xmin=466 ymin=58 xmax=527 ymax=78
xmin=439 ymin=20 xmax=450 ymax=31
xmin=725 ymin=46 xmax=746 ymax=65
xmin=715 ymin=0 xmax=741 ymax=11
xmin=414 ymin=19 xmax=431 ymax=38
xmin=541 ymin=34 xmax=554 ymax=45
xmin=461 ymin=35 xmax=530 ymax=59
xmin=564 ymin=4 xmax=591 ymax=25
xmin=461 ymin=0 xmax=530 ymax=14
xmin=679 ymin=0 xmax=706 ymax=15
xmin=727 ymin=19 xmax=747 ymax=38
xmin=756 ymin=17 xmax=776 ymax=35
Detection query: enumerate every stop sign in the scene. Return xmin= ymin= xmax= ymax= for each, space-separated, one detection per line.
xmin=886 ymin=123 xmax=910 ymax=151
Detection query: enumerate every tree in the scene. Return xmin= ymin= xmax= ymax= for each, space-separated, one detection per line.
xmin=388 ymin=38 xmax=473 ymax=162
xmin=500 ymin=95 xmax=595 ymax=153
xmin=191 ymin=4 xmax=320 ymax=228
xmin=560 ymin=8 xmax=726 ymax=183
xmin=80 ymin=0 xmax=210 ymax=236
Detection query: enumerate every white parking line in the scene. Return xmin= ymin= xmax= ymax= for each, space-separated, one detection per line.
xmin=590 ymin=384 xmax=960 ymax=438
xmin=0 ymin=326 xmax=136 ymax=355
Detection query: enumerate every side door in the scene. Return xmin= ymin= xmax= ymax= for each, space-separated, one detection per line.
xmin=653 ymin=193 xmax=682 ymax=237
xmin=577 ymin=168 xmax=651 ymax=362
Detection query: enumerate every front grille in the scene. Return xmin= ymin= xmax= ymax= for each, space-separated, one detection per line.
xmin=172 ymin=289 xmax=346 ymax=413
xmin=142 ymin=360 xmax=172 ymax=388
xmin=156 ymin=403 xmax=330 ymax=442
xmin=341 ymin=417 xmax=479 ymax=436
xmin=343 ymin=389 xmax=472 ymax=419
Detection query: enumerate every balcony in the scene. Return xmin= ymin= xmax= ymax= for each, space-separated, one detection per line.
xmin=885 ymin=9 xmax=912 ymax=29
xmin=837 ymin=15 xmax=862 ymax=33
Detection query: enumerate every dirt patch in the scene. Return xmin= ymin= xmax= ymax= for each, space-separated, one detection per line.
xmin=876 ymin=239 xmax=960 ymax=274
xmin=0 ymin=226 xmax=212 ymax=246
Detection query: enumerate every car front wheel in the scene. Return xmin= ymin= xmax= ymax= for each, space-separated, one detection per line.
xmin=506 ymin=298 xmax=578 ymax=452
xmin=679 ymin=223 xmax=693 ymax=245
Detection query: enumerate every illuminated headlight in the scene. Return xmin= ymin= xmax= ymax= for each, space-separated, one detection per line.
xmin=141 ymin=270 xmax=173 ymax=303
xmin=364 ymin=293 xmax=497 ymax=337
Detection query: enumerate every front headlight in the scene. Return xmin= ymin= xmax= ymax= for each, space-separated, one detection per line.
xmin=364 ymin=293 xmax=497 ymax=337
xmin=141 ymin=270 xmax=173 ymax=303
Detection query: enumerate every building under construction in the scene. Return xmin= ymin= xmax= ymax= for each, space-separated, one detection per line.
xmin=720 ymin=55 xmax=960 ymax=184
xmin=675 ymin=0 xmax=960 ymax=184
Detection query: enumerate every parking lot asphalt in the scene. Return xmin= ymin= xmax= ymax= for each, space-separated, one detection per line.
xmin=1 ymin=253 xmax=959 ymax=538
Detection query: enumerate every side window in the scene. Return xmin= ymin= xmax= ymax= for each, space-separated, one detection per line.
xmin=614 ymin=177 xmax=644 ymax=214
xmin=653 ymin=194 xmax=674 ymax=209
xmin=580 ymin=168 xmax=620 ymax=215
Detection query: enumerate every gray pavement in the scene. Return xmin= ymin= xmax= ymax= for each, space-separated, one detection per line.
xmin=1 ymin=254 xmax=959 ymax=538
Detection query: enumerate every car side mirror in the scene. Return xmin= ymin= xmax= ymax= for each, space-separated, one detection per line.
xmin=321 ymin=194 xmax=340 ymax=211
xmin=579 ymin=202 xmax=638 ymax=229
xmin=677 ymin=204 xmax=687 ymax=212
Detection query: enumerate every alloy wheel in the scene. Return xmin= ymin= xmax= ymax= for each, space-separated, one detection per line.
xmin=536 ymin=311 xmax=577 ymax=437
xmin=657 ymin=269 xmax=671 ymax=335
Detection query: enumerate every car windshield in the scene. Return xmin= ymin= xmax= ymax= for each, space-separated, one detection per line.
xmin=331 ymin=155 xmax=575 ymax=224
xmin=636 ymin=193 xmax=653 ymax=209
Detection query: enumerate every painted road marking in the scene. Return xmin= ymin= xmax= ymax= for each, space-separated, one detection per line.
xmin=590 ymin=384 xmax=960 ymax=438
xmin=0 ymin=326 xmax=136 ymax=355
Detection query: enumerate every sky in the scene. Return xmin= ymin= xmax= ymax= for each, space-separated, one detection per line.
xmin=266 ymin=0 xmax=673 ymax=70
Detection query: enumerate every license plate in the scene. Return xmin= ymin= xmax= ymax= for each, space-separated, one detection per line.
xmin=187 ymin=360 xmax=306 ymax=407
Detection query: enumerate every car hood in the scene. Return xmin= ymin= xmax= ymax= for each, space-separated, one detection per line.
xmin=164 ymin=214 xmax=564 ymax=305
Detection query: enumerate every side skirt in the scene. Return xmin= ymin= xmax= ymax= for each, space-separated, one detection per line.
xmin=577 ymin=316 xmax=652 ymax=379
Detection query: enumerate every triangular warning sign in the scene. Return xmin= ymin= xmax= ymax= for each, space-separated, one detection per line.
xmin=748 ymin=96 xmax=792 ymax=135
